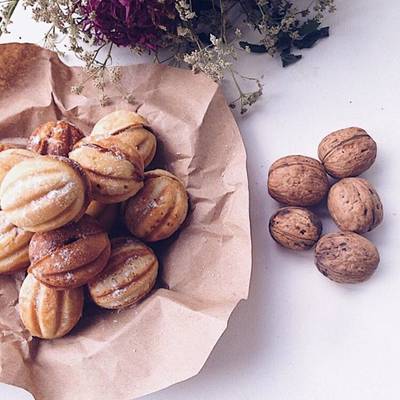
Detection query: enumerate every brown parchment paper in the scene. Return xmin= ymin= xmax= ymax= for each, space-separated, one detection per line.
xmin=0 ymin=43 xmax=252 ymax=400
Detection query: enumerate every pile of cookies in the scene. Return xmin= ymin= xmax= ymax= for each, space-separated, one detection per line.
xmin=267 ymin=127 xmax=383 ymax=284
xmin=0 ymin=111 xmax=189 ymax=339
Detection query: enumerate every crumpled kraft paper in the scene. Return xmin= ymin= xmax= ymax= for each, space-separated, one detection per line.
xmin=0 ymin=43 xmax=252 ymax=400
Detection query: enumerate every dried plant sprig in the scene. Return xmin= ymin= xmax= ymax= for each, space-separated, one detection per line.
xmin=0 ymin=0 xmax=335 ymax=114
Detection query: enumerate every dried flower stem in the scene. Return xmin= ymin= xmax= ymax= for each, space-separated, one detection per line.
xmin=0 ymin=0 xmax=335 ymax=113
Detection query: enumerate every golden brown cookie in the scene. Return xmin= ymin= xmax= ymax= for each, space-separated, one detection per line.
xmin=0 ymin=148 xmax=37 ymax=185
xmin=0 ymin=156 xmax=91 ymax=232
xmin=19 ymin=274 xmax=84 ymax=339
xmin=0 ymin=210 xmax=33 ymax=274
xmin=90 ymin=110 xmax=156 ymax=166
xmin=69 ymin=136 xmax=144 ymax=204
xmin=85 ymin=200 xmax=118 ymax=231
xmin=0 ymin=137 xmax=27 ymax=151
xmin=29 ymin=215 xmax=111 ymax=289
xmin=123 ymin=169 xmax=188 ymax=242
xmin=88 ymin=237 xmax=158 ymax=309
xmin=27 ymin=120 xmax=84 ymax=157
xmin=0 ymin=143 xmax=23 ymax=152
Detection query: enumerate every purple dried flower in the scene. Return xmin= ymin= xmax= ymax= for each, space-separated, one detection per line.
xmin=80 ymin=0 xmax=177 ymax=50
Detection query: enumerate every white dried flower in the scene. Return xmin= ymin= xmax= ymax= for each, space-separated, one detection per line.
xmin=176 ymin=0 xmax=196 ymax=22
xmin=71 ymin=85 xmax=84 ymax=95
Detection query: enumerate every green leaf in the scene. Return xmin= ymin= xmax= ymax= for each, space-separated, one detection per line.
xmin=280 ymin=50 xmax=302 ymax=67
xmin=294 ymin=27 xmax=329 ymax=49
xmin=298 ymin=18 xmax=321 ymax=37
xmin=239 ymin=41 xmax=267 ymax=53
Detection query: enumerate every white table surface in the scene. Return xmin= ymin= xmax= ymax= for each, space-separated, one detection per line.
xmin=1 ymin=0 xmax=400 ymax=399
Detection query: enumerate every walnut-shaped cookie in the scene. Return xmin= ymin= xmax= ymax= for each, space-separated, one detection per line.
xmin=0 ymin=148 xmax=37 ymax=185
xmin=86 ymin=200 xmax=118 ymax=231
xmin=29 ymin=215 xmax=111 ymax=289
xmin=88 ymin=237 xmax=158 ymax=309
xmin=27 ymin=120 xmax=84 ymax=157
xmin=0 ymin=156 xmax=91 ymax=232
xmin=0 ymin=143 xmax=25 ymax=152
xmin=123 ymin=169 xmax=189 ymax=242
xmin=19 ymin=274 xmax=84 ymax=339
xmin=0 ymin=143 xmax=16 ymax=152
xmin=0 ymin=137 xmax=27 ymax=151
xmin=0 ymin=211 xmax=33 ymax=274
xmin=90 ymin=110 xmax=156 ymax=166
xmin=69 ymin=136 xmax=144 ymax=204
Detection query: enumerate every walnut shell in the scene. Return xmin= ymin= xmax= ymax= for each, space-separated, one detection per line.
xmin=19 ymin=274 xmax=84 ymax=339
xmin=69 ymin=136 xmax=144 ymax=204
xmin=27 ymin=121 xmax=84 ymax=157
xmin=318 ymin=127 xmax=377 ymax=178
xmin=0 ymin=148 xmax=37 ymax=185
xmin=0 ymin=156 xmax=91 ymax=232
xmin=315 ymin=232 xmax=379 ymax=283
xmin=268 ymin=155 xmax=329 ymax=206
xmin=123 ymin=169 xmax=188 ymax=242
xmin=86 ymin=200 xmax=118 ymax=231
xmin=0 ymin=210 xmax=33 ymax=274
xmin=28 ymin=215 xmax=111 ymax=289
xmin=88 ymin=237 xmax=158 ymax=309
xmin=90 ymin=110 xmax=157 ymax=167
xmin=328 ymin=178 xmax=383 ymax=233
xmin=269 ymin=207 xmax=322 ymax=250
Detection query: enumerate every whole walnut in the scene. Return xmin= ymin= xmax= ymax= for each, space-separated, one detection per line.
xmin=123 ymin=169 xmax=189 ymax=242
xmin=19 ymin=274 xmax=84 ymax=339
xmin=88 ymin=237 xmax=159 ymax=309
xmin=318 ymin=127 xmax=377 ymax=178
xmin=69 ymin=135 xmax=144 ymax=204
xmin=315 ymin=232 xmax=379 ymax=283
xmin=89 ymin=110 xmax=157 ymax=167
xmin=27 ymin=121 xmax=84 ymax=157
xmin=268 ymin=155 xmax=329 ymax=206
xmin=269 ymin=207 xmax=322 ymax=250
xmin=29 ymin=215 xmax=111 ymax=289
xmin=328 ymin=178 xmax=383 ymax=233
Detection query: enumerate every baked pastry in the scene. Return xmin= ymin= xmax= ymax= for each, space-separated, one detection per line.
xmin=90 ymin=110 xmax=157 ymax=166
xmin=27 ymin=120 xmax=84 ymax=157
xmin=29 ymin=215 xmax=111 ymax=289
xmin=88 ymin=237 xmax=158 ymax=309
xmin=0 ymin=137 xmax=27 ymax=151
xmin=0 ymin=143 xmax=23 ymax=151
xmin=85 ymin=200 xmax=118 ymax=231
xmin=19 ymin=274 xmax=84 ymax=339
xmin=69 ymin=136 xmax=144 ymax=204
xmin=123 ymin=169 xmax=188 ymax=242
xmin=0 ymin=156 xmax=91 ymax=232
xmin=0 ymin=210 xmax=33 ymax=274
xmin=0 ymin=148 xmax=37 ymax=185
